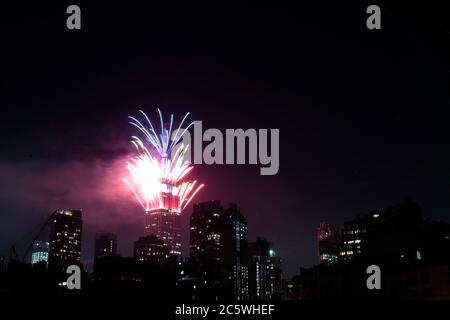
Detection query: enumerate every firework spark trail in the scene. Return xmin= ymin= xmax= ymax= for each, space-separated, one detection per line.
xmin=123 ymin=109 xmax=204 ymax=212
xmin=128 ymin=109 xmax=194 ymax=157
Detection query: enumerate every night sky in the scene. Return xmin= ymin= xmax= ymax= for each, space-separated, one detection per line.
xmin=1 ymin=2 xmax=449 ymax=277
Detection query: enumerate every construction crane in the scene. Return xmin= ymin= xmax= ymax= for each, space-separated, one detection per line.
xmin=9 ymin=210 xmax=57 ymax=263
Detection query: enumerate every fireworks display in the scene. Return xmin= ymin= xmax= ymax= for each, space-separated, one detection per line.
xmin=123 ymin=109 xmax=204 ymax=212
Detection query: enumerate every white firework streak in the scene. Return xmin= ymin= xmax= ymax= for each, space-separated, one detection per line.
xmin=123 ymin=109 xmax=204 ymax=212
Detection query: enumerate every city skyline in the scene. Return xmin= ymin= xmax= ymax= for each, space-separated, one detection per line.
xmin=4 ymin=195 xmax=448 ymax=276
xmin=4 ymin=195 xmax=449 ymax=300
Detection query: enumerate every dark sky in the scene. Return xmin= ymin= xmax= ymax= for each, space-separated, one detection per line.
xmin=1 ymin=2 xmax=449 ymax=277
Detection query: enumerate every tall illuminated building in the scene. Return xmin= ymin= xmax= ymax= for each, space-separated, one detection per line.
xmin=266 ymin=250 xmax=284 ymax=299
xmin=190 ymin=201 xmax=249 ymax=300
xmin=228 ymin=204 xmax=249 ymax=300
xmin=145 ymin=187 xmax=182 ymax=257
xmin=48 ymin=209 xmax=82 ymax=268
xmin=31 ymin=240 xmax=50 ymax=265
xmin=248 ymin=238 xmax=284 ymax=300
xmin=248 ymin=237 xmax=270 ymax=300
xmin=190 ymin=200 xmax=224 ymax=260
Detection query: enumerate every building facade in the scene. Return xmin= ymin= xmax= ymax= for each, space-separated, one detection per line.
xmin=94 ymin=233 xmax=118 ymax=259
xmin=339 ymin=198 xmax=424 ymax=263
xmin=266 ymin=252 xmax=283 ymax=299
xmin=48 ymin=209 xmax=82 ymax=268
xmin=248 ymin=238 xmax=284 ymax=300
xmin=300 ymin=199 xmax=450 ymax=300
xmin=189 ymin=201 xmax=249 ymax=300
xmin=145 ymin=208 xmax=181 ymax=257
xmin=228 ymin=204 xmax=249 ymax=300
xmin=31 ymin=240 xmax=50 ymax=265
xmin=190 ymin=200 xmax=224 ymax=261
xmin=134 ymin=235 xmax=170 ymax=265
xmin=248 ymin=237 xmax=270 ymax=300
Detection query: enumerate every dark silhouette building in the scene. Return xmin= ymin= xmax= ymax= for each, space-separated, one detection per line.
xmin=134 ymin=235 xmax=170 ymax=265
xmin=266 ymin=251 xmax=284 ymax=299
xmin=248 ymin=237 xmax=270 ymax=300
xmin=189 ymin=201 xmax=249 ymax=300
xmin=287 ymin=275 xmax=302 ymax=300
xmin=92 ymin=256 xmax=179 ymax=299
xmin=94 ymin=233 xmax=118 ymax=259
xmin=248 ymin=237 xmax=284 ymax=300
xmin=227 ymin=203 xmax=249 ymax=300
xmin=300 ymin=198 xmax=450 ymax=300
xmin=190 ymin=200 xmax=224 ymax=261
xmin=48 ymin=209 xmax=82 ymax=269
xmin=339 ymin=198 xmax=429 ymax=264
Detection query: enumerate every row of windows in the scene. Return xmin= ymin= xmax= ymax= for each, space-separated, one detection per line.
xmin=340 ymin=250 xmax=362 ymax=256
xmin=344 ymin=239 xmax=362 ymax=244
xmin=344 ymin=229 xmax=367 ymax=235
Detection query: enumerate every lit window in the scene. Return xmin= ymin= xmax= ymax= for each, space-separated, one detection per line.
xmin=416 ymin=250 xmax=422 ymax=260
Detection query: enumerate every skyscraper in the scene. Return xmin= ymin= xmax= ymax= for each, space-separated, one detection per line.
xmin=189 ymin=201 xmax=232 ymax=299
xmin=145 ymin=205 xmax=181 ymax=257
xmin=31 ymin=240 xmax=50 ymax=265
xmin=190 ymin=200 xmax=224 ymax=260
xmin=94 ymin=233 xmax=118 ymax=259
xmin=248 ymin=237 xmax=270 ymax=300
xmin=48 ymin=209 xmax=82 ymax=268
xmin=266 ymin=250 xmax=283 ymax=300
xmin=248 ymin=238 xmax=284 ymax=300
xmin=227 ymin=204 xmax=249 ymax=300
xmin=190 ymin=201 xmax=249 ymax=300
xmin=317 ymin=222 xmax=340 ymax=265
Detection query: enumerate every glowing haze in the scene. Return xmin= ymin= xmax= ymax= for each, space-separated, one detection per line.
xmin=123 ymin=109 xmax=204 ymax=212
